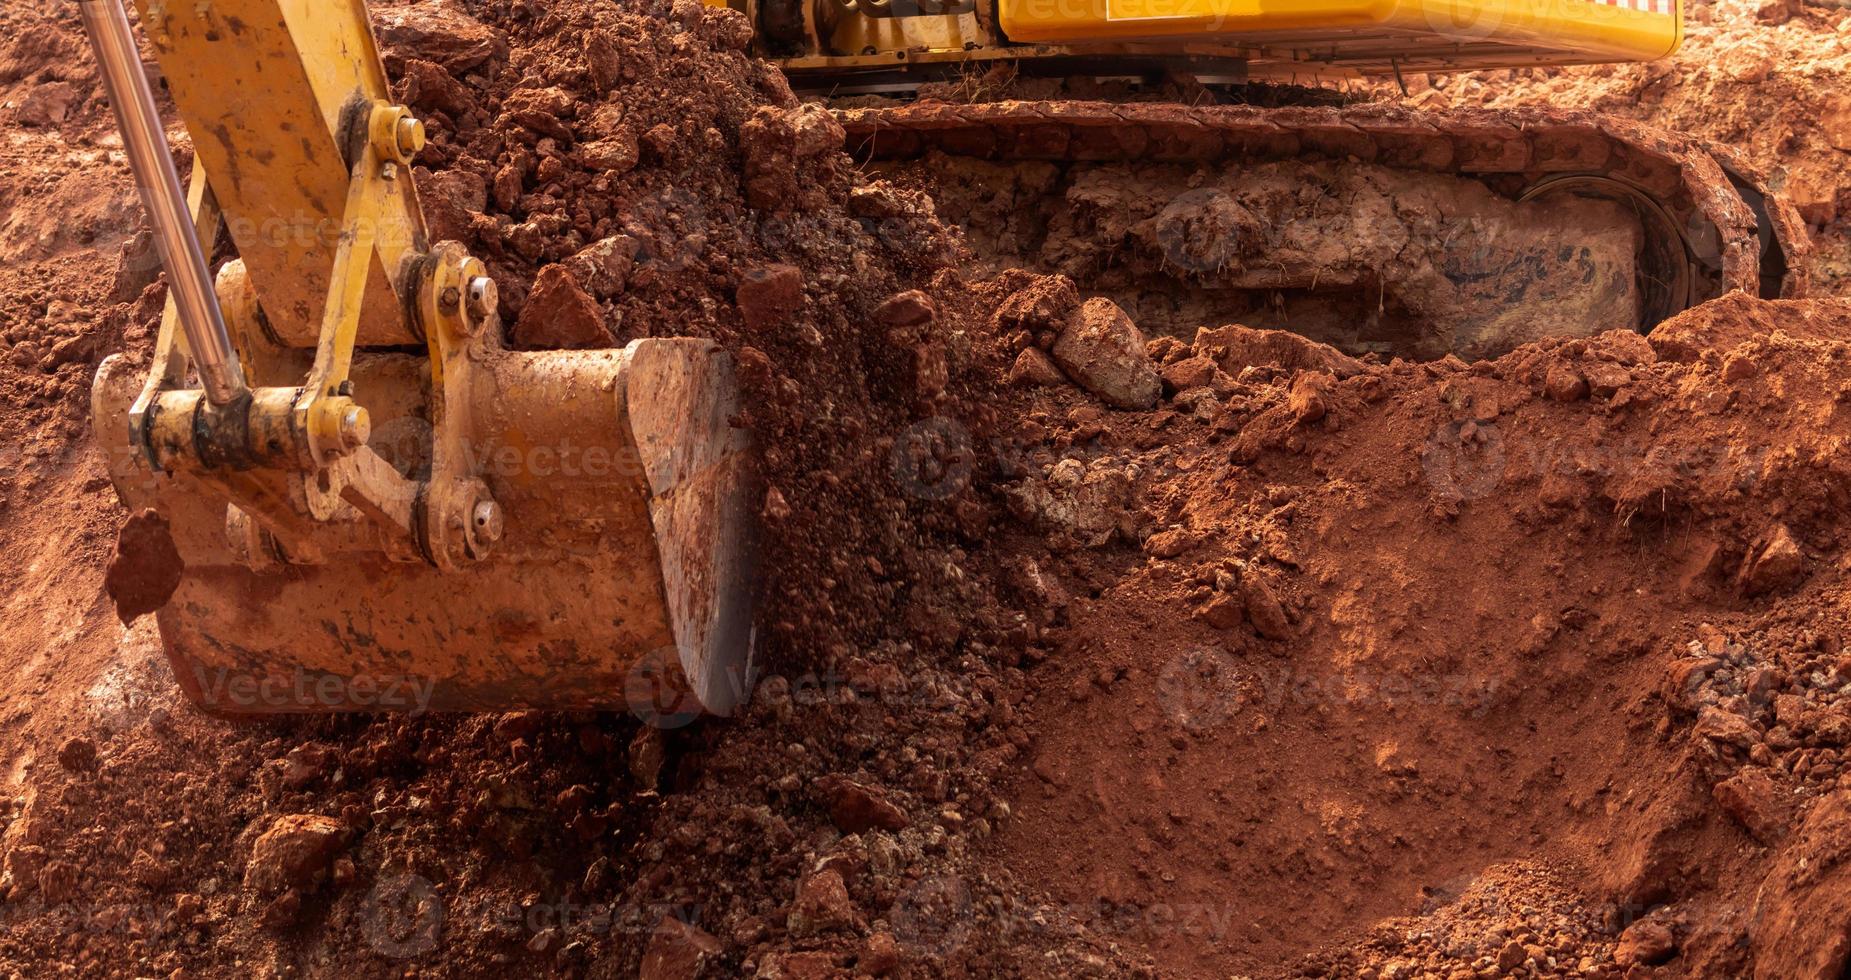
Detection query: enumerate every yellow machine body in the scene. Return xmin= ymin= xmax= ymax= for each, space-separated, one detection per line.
xmin=752 ymin=0 xmax=1680 ymax=85
xmin=997 ymin=0 xmax=1682 ymax=70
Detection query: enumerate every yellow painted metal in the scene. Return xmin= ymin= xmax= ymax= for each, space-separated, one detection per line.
xmin=134 ymin=0 xmax=426 ymax=347
xmin=127 ymin=158 xmax=214 ymax=465
xmin=295 ymin=145 xmax=392 ymax=466
xmin=821 ymin=9 xmax=985 ymax=56
xmin=996 ymin=0 xmax=1682 ymax=66
xmin=98 ymin=0 xmax=759 ymax=718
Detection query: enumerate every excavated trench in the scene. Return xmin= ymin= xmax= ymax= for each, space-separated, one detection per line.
xmin=877 ymin=154 xmax=1653 ymax=361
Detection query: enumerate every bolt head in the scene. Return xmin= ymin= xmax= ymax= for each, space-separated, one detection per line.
xmin=470 ymin=499 xmax=504 ymax=545
xmin=396 ymin=116 xmax=427 ymax=158
xmin=338 ymin=405 xmax=371 ymax=451
xmin=466 ymin=276 xmax=498 ymax=319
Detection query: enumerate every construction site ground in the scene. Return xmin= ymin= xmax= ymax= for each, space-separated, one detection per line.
xmin=3 ymin=0 xmax=1851 ymax=977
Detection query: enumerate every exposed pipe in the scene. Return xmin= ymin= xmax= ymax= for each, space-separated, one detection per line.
xmin=77 ymin=0 xmax=248 ymax=406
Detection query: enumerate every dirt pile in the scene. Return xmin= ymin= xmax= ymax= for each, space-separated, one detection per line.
xmin=983 ymin=290 xmax=1851 ymax=977
xmin=1 ymin=1 xmax=1851 ymax=979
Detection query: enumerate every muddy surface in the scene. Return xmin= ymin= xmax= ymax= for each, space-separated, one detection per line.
xmin=1 ymin=1 xmax=1851 ymax=979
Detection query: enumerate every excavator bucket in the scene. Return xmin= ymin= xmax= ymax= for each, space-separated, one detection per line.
xmin=79 ymin=0 xmax=755 ymax=718
xmin=93 ymin=340 xmax=758 ymax=718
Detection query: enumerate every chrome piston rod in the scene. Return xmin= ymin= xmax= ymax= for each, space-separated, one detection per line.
xmin=77 ymin=0 xmax=247 ymax=406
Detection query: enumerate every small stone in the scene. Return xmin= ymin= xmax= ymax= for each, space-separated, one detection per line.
xmin=1496 ymin=939 xmax=1528 ymax=973
xmin=735 ymin=264 xmax=804 ymax=330
xmin=629 ymin=727 xmax=666 ymax=788
xmin=994 ymin=275 xmax=1079 ymax=335
xmin=281 ymin=743 xmax=331 ymax=789
xmin=243 ymin=814 xmax=350 ymax=896
xmin=512 ymin=266 xmax=611 ymax=349
xmin=56 ymin=738 xmax=97 ymax=774
xmin=1713 ymin=767 xmax=1790 ymax=844
xmin=1008 ymin=348 xmax=1066 ymax=387
xmin=1737 ymin=523 xmax=1805 ymax=597
xmin=1143 ymin=528 xmax=1198 ymax=559
xmin=399 ymin=59 xmax=478 ymax=118
xmin=639 ymin=918 xmax=721 ymax=980
xmin=1722 ymin=353 xmax=1760 ymax=383
xmin=1720 ymin=47 xmax=1773 ymax=84
xmin=492 ymin=163 xmax=524 ymax=212
xmin=1614 ymin=919 xmax=1678 ymax=967
xmin=1543 ymin=363 xmax=1589 ymax=402
xmin=1288 ymin=372 xmax=1332 ymax=424
xmin=257 ymin=888 xmax=303 ymax=931
xmin=104 ymin=509 xmax=185 ymax=626
xmin=814 ymin=775 xmax=908 ymax=833
xmin=583 ymin=30 xmax=623 ymax=91
xmin=1754 ymin=0 xmax=1797 ymax=24
xmin=1584 ymin=360 xmax=1631 ymax=398
xmin=762 ymin=486 xmax=793 ymax=523
xmin=875 ymin=290 xmax=936 ymax=328
xmin=859 ymin=930 xmax=901 ymax=975
xmin=1051 ymin=298 xmax=1161 ymax=410
xmin=375 ymin=2 xmax=508 ymax=75
xmin=580 ymin=131 xmax=640 ymax=174
xmin=1694 ymin=706 xmax=1760 ymax=749
xmin=1196 ymin=594 xmax=1244 ymax=630
xmin=787 ymin=868 xmax=858 ymax=938
xmin=11 ymin=81 xmax=77 ymax=128
xmin=564 ymin=235 xmax=638 ymax=300
xmin=1161 ymin=356 xmax=1218 ymax=394
xmin=1242 ymin=574 xmax=1292 ymax=640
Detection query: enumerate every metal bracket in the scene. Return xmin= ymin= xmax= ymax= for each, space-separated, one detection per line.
xmin=127 ymin=100 xmax=503 ymax=570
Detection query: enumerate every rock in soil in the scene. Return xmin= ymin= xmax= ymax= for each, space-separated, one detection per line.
xmin=1051 ymin=297 xmax=1160 ymax=410
xmin=243 ymin=814 xmax=350 ymax=896
xmin=511 ymin=265 xmax=611 ymax=349
xmin=787 ymin=867 xmax=859 ymax=937
xmin=813 ymin=774 xmax=909 ymax=833
xmin=640 ymin=918 xmax=723 ymax=980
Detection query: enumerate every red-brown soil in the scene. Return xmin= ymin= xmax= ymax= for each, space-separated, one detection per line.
xmin=2 ymin=2 xmax=1850 ymax=979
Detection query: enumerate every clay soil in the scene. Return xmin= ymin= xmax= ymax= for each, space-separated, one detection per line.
xmin=2 ymin=1 xmax=1851 ymax=979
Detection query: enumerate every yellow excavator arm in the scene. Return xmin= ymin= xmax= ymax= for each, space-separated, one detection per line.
xmin=82 ymin=0 xmax=756 ymax=716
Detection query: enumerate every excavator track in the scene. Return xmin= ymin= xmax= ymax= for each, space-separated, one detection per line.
xmin=837 ymin=101 xmax=1809 ymax=355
